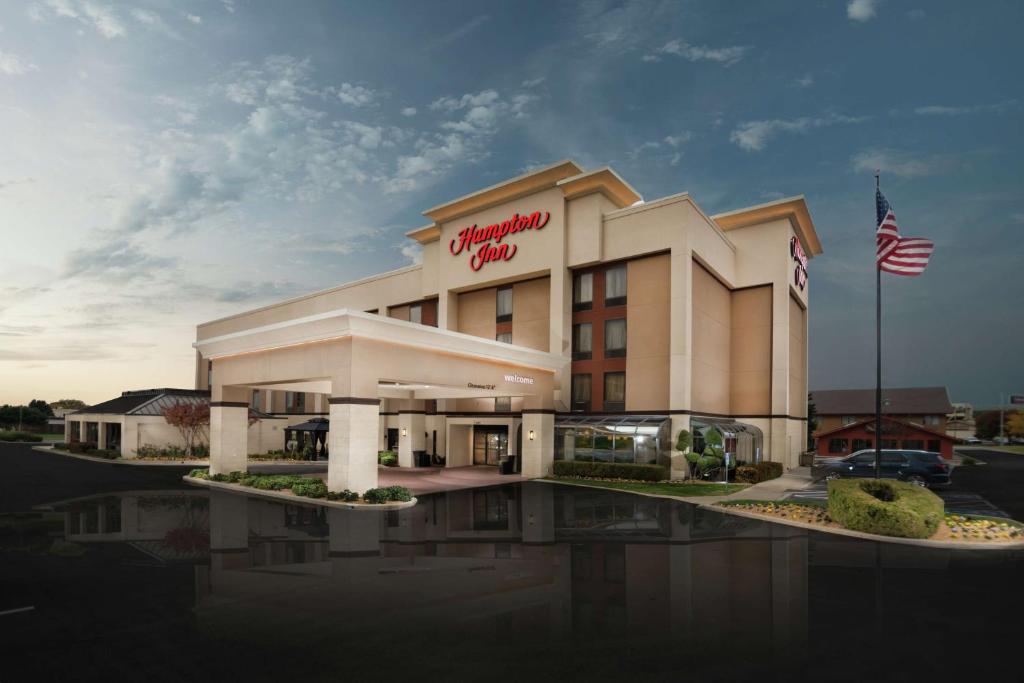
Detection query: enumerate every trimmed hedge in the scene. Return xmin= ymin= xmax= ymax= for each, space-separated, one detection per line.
xmin=828 ymin=478 xmax=944 ymax=539
xmin=378 ymin=450 xmax=397 ymax=466
xmin=0 ymin=430 xmax=44 ymax=442
xmin=552 ymin=460 xmax=668 ymax=482
xmin=187 ymin=469 xmax=412 ymax=505
xmin=735 ymin=461 xmax=784 ymax=484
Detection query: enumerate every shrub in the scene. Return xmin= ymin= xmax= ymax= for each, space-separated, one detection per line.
xmin=383 ymin=485 xmax=413 ymax=502
xmin=362 ymin=486 xmax=412 ymax=504
xmin=88 ymin=448 xmax=120 ymax=460
xmin=0 ymin=430 xmax=44 ymax=442
xmin=362 ymin=488 xmax=390 ymax=504
xmin=188 ymin=468 xmax=210 ymax=479
xmin=827 ymin=478 xmax=944 ymax=539
xmin=552 ymin=461 xmax=668 ymax=482
xmin=291 ymin=479 xmax=328 ymax=498
xmin=378 ymin=450 xmax=397 ymax=466
xmin=735 ymin=461 xmax=784 ymax=484
xmin=327 ymin=489 xmax=360 ymax=502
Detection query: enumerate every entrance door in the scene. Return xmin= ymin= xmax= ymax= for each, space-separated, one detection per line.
xmin=473 ymin=426 xmax=508 ymax=466
xmin=386 ymin=428 xmax=399 ymax=451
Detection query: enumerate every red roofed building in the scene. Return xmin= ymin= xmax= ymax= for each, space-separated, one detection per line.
xmin=814 ymin=416 xmax=958 ymax=460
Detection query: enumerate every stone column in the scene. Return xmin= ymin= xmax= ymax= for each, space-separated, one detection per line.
xmin=520 ymin=409 xmax=555 ymax=479
xmin=96 ymin=421 xmax=107 ymax=450
xmin=63 ymin=418 xmax=72 ymax=443
xmin=209 ymin=491 xmax=251 ymax=572
xmin=121 ymin=417 xmax=138 ymax=459
xmin=398 ymin=401 xmax=426 ymax=468
xmin=209 ymin=386 xmax=250 ymax=475
xmin=327 ymin=397 xmax=380 ymax=493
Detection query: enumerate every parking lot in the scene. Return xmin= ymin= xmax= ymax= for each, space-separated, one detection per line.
xmin=788 ymin=449 xmax=1023 ymax=520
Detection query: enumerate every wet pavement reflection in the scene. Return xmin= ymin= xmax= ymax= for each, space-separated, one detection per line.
xmin=3 ymin=478 xmax=1023 ymax=681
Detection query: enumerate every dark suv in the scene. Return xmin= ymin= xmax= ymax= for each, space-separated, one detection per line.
xmin=813 ymin=449 xmax=951 ymax=487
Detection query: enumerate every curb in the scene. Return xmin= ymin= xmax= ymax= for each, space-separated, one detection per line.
xmin=32 ymin=446 xmax=323 ymax=469
xmin=700 ymin=502 xmax=1024 ymax=550
xmin=182 ymin=476 xmax=418 ymax=511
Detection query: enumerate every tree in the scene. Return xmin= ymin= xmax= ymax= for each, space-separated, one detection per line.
xmin=675 ymin=429 xmax=692 ymax=454
xmin=975 ymin=411 xmax=1002 ymax=440
xmin=28 ymin=399 xmax=53 ymax=417
xmin=807 ymin=392 xmax=818 ymax=450
xmin=162 ymin=403 xmax=210 ymax=457
xmin=50 ymin=399 xmax=87 ymax=411
xmin=1007 ymin=412 xmax=1024 ymax=439
xmin=0 ymin=404 xmax=47 ymax=430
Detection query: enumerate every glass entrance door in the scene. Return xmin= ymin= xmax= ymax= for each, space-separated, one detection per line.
xmin=473 ymin=426 xmax=508 ymax=466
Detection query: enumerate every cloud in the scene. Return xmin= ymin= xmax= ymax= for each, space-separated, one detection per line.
xmin=401 ymin=106 xmax=417 ymax=117
xmin=33 ymin=0 xmax=126 ymax=38
xmin=431 ymin=14 xmax=489 ymax=47
xmin=212 ymin=280 xmax=306 ymax=303
xmin=81 ymin=2 xmax=126 ymax=38
xmin=792 ymin=74 xmax=815 ymax=88
xmin=336 ymin=82 xmax=378 ymax=107
xmin=187 ymin=14 xmax=201 ymax=24
xmin=851 ymin=148 xmax=961 ymax=178
xmin=521 ymin=77 xmax=545 ymax=88
xmin=630 ymin=132 xmax=691 ymax=165
xmin=913 ymin=100 xmax=1018 ymax=116
xmin=0 ymin=51 xmax=38 ymax=76
xmin=62 ymin=241 xmax=177 ymax=282
xmin=730 ymin=113 xmax=867 ymax=152
xmin=0 ymin=177 xmax=35 ymax=190
xmin=400 ymin=242 xmax=422 ymax=265
xmin=847 ymin=0 xmax=879 ymax=22
xmin=642 ymin=39 xmax=751 ymax=66
xmin=907 ymin=9 xmax=925 ymax=21
xmin=130 ymin=8 xmax=182 ymax=39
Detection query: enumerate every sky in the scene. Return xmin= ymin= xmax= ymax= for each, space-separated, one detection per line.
xmin=0 ymin=0 xmax=1021 ymax=408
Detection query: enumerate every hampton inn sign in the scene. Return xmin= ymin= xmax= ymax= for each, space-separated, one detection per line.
xmin=449 ymin=210 xmax=551 ymax=271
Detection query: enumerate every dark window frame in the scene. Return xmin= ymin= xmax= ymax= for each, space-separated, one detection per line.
xmin=604 ymin=264 xmax=627 ymax=308
xmin=603 ymin=318 xmax=627 ymax=358
xmin=572 ymin=271 xmax=593 ymax=312
xmin=571 ymin=373 xmax=592 ymax=411
xmin=828 ymin=438 xmax=848 ymax=454
xmin=603 ymin=371 xmax=626 ymax=412
xmin=496 ymin=286 xmax=513 ymax=323
xmin=572 ymin=322 xmax=592 ymax=360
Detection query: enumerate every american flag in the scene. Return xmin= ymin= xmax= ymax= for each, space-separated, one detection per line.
xmin=875 ymin=188 xmax=934 ymax=276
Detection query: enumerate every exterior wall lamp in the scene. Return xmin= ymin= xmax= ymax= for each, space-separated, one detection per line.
xmin=401 ymin=428 xmax=407 ymax=437
xmin=528 ymin=430 xmax=535 ymax=441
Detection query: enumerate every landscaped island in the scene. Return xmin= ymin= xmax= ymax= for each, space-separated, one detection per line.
xmin=716 ymin=478 xmax=1023 ymax=545
xmin=186 ymin=469 xmax=413 ymax=506
xmin=544 ymin=460 xmax=752 ymax=497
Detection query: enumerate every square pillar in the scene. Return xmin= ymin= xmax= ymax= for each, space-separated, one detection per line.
xmin=63 ymin=418 xmax=72 ymax=443
xmin=96 ymin=422 xmax=107 ymax=450
xmin=327 ymin=397 xmax=380 ymax=493
xmin=521 ymin=410 xmax=555 ymax=479
xmin=398 ymin=403 xmax=426 ymax=468
xmin=210 ymin=401 xmax=249 ymax=475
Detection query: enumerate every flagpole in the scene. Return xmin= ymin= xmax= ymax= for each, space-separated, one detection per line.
xmin=875 ymin=172 xmax=882 ymax=480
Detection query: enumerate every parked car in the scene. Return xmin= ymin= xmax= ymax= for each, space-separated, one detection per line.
xmin=813 ymin=449 xmax=951 ymax=487
xmin=962 ymin=436 xmax=982 ymax=445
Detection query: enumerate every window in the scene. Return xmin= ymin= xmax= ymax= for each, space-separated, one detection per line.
xmin=852 ymin=438 xmax=872 ymax=451
xmin=882 ymin=453 xmax=909 ymax=466
xmin=572 ymin=323 xmax=592 ymax=360
xmin=496 ymin=331 xmax=512 ymax=344
xmin=828 ymin=438 xmax=848 ymax=454
xmin=494 ymin=396 xmax=511 ymax=413
xmin=573 ymin=272 xmax=593 ymax=311
xmin=571 ymin=374 xmax=592 ymax=410
xmin=923 ymin=415 xmax=941 ymax=426
xmin=880 ymin=439 xmax=898 ymax=449
xmin=409 ymin=303 xmax=422 ymax=324
xmin=207 ymin=360 xmax=213 ymax=387
xmin=927 ymin=439 xmax=941 ymax=453
xmin=603 ymin=372 xmax=625 ymax=411
xmin=604 ymin=264 xmax=627 ymax=306
xmin=852 ymin=453 xmax=875 ymax=464
xmin=902 ymin=439 xmax=924 ymax=450
xmin=604 ymin=318 xmax=626 ymax=358
xmin=285 ymin=391 xmax=305 ymax=413
xmin=496 ymin=286 xmax=513 ymax=323
xmin=250 ymin=389 xmax=261 ymax=410
xmin=841 ymin=415 xmax=857 ymax=426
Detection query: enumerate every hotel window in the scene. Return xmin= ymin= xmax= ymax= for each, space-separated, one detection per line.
xmin=923 ymin=415 xmax=941 ymax=426
xmin=852 ymin=438 xmax=872 ymax=451
xmin=572 ymin=323 xmax=592 ymax=360
xmin=496 ymin=286 xmax=513 ymax=323
xmin=495 ymin=396 xmax=511 ymax=413
xmin=603 ymin=372 xmax=625 ymax=411
xmin=207 ymin=360 xmax=213 ymax=387
xmin=604 ymin=319 xmax=626 ymax=358
xmin=841 ymin=415 xmax=857 ymax=426
xmin=604 ymin=264 xmax=627 ymax=307
xmin=409 ymin=303 xmax=422 ymax=324
xmin=828 ymin=438 xmax=848 ymax=454
xmin=250 ymin=389 xmax=261 ymax=410
xmin=902 ymin=439 xmax=924 ymax=450
xmin=571 ymin=374 xmax=592 ymax=411
xmin=573 ymin=272 xmax=593 ymax=311
xmin=285 ymin=391 xmax=305 ymax=413
xmin=927 ymin=439 xmax=941 ymax=453
xmin=496 ymin=331 xmax=512 ymax=344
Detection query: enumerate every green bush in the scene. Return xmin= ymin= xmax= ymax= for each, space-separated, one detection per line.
xmin=291 ymin=479 xmax=328 ymax=498
xmin=735 ymin=461 xmax=784 ymax=483
xmin=362 ymin=485 xmax=413 ymax=504
xmin=0 ymin=430 xmax=44 ymax=442
xmin=827 ymin=478 xmax=944 ymax=539
xmin=552 ymin=460 xmax=668 ymax=482
xmin=188 ymin=468 xmax=210 ymax=479
xmin=383 ymin=485 xmax=413 ymax=502
xmin=327 ymin=489 xmax=360 ymax=502
xmin=362 ymin=488 xmax=390 ymax=504
xmin=88 ymin=448 xmax=120 ymax=460
xmin=378 ymin=450 xmax=397 ymax=466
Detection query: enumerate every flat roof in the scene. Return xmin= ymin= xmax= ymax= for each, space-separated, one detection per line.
xmin=712 ymin=195 xmax=823 ymax=256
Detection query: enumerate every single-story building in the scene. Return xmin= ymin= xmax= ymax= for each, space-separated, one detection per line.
xmin=811 ymin=386 xmax=955 ymax=437
xmin=814 ymin=416 xmax=958 ymax=460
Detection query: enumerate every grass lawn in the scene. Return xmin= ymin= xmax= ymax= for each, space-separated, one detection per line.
xmin=961 ymin=445 xmax=1024 ymax=455
xmin=544 ymin=477 xmax=748 ymax=497
xmin=37 ymin=434 xmax=64 ymax=442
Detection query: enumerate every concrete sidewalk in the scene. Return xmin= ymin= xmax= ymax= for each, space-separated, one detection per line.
xmin=679 ymin=466 xmax=816 ymax=505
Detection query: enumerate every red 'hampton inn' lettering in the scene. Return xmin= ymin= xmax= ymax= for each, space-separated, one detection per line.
xmin=449 ymin=211 xmax=550 ymax=271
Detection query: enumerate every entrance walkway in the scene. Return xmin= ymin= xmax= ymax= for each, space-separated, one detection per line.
xmin=368 ymin=466 xmax=524 ymax=496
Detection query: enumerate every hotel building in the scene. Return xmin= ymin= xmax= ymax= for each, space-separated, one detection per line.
xmin=193 ymin=160 xmax=822 ymax=492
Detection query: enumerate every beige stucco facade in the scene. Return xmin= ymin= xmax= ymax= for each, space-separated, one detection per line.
xmin=194 ymin=160 xmax=821 ymax=490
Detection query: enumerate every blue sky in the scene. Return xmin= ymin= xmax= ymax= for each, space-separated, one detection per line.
xmin=0 ymin=0 xmax=1021 ymax=407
